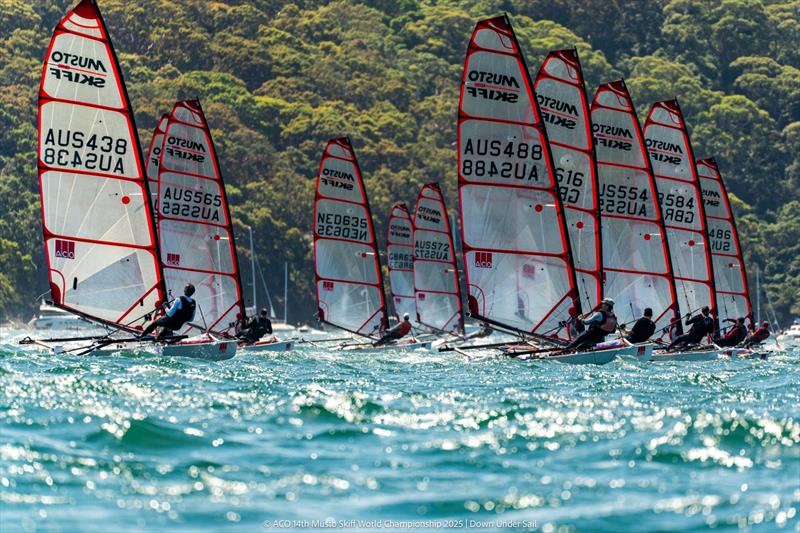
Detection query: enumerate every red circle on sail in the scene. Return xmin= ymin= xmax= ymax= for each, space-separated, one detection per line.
xmin=121 ymin=196 xmax=130 ymax=205
xmin=688 ymin=240 xmax=696 ymax=247
xmin=534 ymin=204 xmax=543 ymax=212
xmin=213 ymin=235 xmax=220 ymax=241
xmin=576 ymin=221 xmax=584 ymax=229
xmin=644 ymin=234 xmax=651 ymax=241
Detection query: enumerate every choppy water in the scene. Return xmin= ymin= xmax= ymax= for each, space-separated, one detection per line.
xmin=1 ymin=328 xmax=798 ymax=532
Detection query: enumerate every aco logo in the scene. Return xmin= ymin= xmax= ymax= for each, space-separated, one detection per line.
xmin=55 ymin=239 xmax=75 ymax=259
xmin=166 ymin=253 xmax=181 ymax=266
xmin=474 ymin=251 xmax=493 ymax=268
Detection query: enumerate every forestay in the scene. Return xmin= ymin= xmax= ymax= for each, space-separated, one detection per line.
xmin=156 ymin=100 xmax=244 ymax=334
xmin=313 ymin=138 xmax=388 ymax=338
xmin=145 ymin=114 xmax=169 ymax=211
xmin=534 ymin=49 xmax=602 ymax=314
xmin=697 ymin=158 xmax=752 ymax=325
xmin=590 ymin=80 xmax=679 ymax=334
xmin=644 ymin=100 xmax=716 ymax=328
xmin=413 ymin=183 xmax=463 ymax=334
xmin=457 ymin=15 xmax=579 ymax=339
xmin=38 ymin=0 xmax=164 ymax=330
xmin=386 ymin=203 xmax=417 ymax=323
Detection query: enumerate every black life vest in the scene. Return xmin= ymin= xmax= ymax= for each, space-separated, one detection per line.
xmin=171 ymin=296 xmax=196 ymax=325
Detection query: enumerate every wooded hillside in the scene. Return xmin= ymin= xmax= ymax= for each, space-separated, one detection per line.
xmin=1 ymin=0 xmax=797 ymax=323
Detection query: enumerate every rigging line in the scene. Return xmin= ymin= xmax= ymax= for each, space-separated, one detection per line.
xmin=253 ymin=252 xmax=276 ymax=316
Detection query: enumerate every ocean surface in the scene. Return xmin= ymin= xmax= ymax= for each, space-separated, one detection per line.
xmin=1 ymin=328 xmax=798 ymax=532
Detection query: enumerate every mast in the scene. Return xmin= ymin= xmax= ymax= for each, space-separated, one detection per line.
xmin=312 ymin=137 xmax=388 ymax=338
xmin=697 ymin=158 xmax=753 ymax=326
xmin=590 ymin=79 xmax=680 ymax=336
xmin=644 ymin=99 xmax=718 ymax=332
xmin=284 ymin=261 xmax=288 ymax=324
xmin=37 ymin=0 xmax=165 ymax=332
xmin=457 ymin=15 xmax=580 ymax=340
xmin=248 ymin=226 xmax=256 ymax=312
xmin=534 ymin=48 xmax=603 ymax=316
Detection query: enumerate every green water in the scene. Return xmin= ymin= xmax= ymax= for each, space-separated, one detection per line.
xmin=1 ymin=329 xmax=798 ymax=532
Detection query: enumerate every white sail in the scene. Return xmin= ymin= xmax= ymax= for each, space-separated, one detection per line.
xmin=591 ymin=80 xmax=679 ymax=333
xmin=37 ymin=0 xmax=164 ymax=329
xmin=313 ymin=138 xmax=388 ymax=337
xmin=457 ymin=15 xmax=579 ymax=340
xmin=386 ymin=203 xmax=417 ymax=322
xmin=697 ymin=158 xmax=752 ymax=325
xmin=644 ymin=100 xmax=717 ymax=326
xmin=534 ymin=49 xmax=602 ymax=314
xmin=156 ymin=100 xmax=244 ymax=334
xmin=413 ymin=183 xmax=463 ymax=334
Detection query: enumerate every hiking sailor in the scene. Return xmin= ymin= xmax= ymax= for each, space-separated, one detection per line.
xmin=237 ymin=308 xmax=274 ymax=344
xmin=374 ymin=313 xmax=413 ymax=346
xmin=565 ymin=298 xmax=618 ymax=351
xmin=743 ymin=321 xmax=770 ymax=347
xmin=666 ymin=306 xmax=714 ymax=351
xmin=713 ymin=317 xmax=748 ymax=347
xmin=139 ymin=284 xmax=196 ymax=339
xmin=620 ymin=307 xmax=656 ymax=344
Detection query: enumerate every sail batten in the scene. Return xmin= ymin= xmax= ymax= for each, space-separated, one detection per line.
xmin=413 ymin=183 xmax=464 ymax=334
xmin=156 ymin=99 xmax=244 ymax=334
xmin=313 ymin=138 xmax=388 ymax=338
xmin=697 ymin=158 xmax=752 ymax=325
xmin=457 ymin=15 xmax=579 ymax=340
xmin=590 ymin=80 xmax=679 ymax=333
xmin=643 ymin=99 xmax=717 ymax=328
xmin=37 ymin=0 xmax=164 ymax=330
xmin=534 ymin=49 xmax=602 ymax=314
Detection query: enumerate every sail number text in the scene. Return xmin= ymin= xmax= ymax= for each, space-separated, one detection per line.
xmin=461 ymin=138 xmax=543 ymax=182
xmin=316 ymin=212 xmax=369 ymax=242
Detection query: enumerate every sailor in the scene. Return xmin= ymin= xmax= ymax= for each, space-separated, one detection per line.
xmin=374 ymin=313 xmax=413 ymax=346
xmin=666 ymin=306 xmax=715 ymax=351
xmin=743 ymin=321 xmax=770 ymax=347
xmin=139 ymin=284 xmax=196 ymax=339
xmin=565 ymin=298 xmax=617 ymax=350
xmin=713 ymin=317 xmax=748 ymax=347
xmin=621 ymin=307 xmax=656 ymax=344
xmin=237 ymin=308 xmax=274 ymax=344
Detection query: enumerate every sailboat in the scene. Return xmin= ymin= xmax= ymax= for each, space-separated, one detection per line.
xmin=453 ymin=15 xmax=637 ymax=364
xmin=643 ymin=100 xmax=721 ymax=361
xmin=313 ymin=137 xmax=430 ymax=350
xmin=25 ymin=0 xmax=234 ymax=359
xmin=412 ymin=183 xmax=465 ymax=337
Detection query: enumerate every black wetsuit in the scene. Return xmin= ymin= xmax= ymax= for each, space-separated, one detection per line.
xmin=625 ymin=317 xmax=656 ymax=344
xmin=238 ymin=316 xmax=273 ymax=343
xmin=667 ymin=314 xmax=714 ymax=350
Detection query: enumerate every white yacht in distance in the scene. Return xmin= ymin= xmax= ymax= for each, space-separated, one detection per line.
xmin=28 ymin=302 xmax=98 ymax=331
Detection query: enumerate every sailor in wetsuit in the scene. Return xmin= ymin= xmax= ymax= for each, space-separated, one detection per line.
xmin=237 ymin=308 xmax=274 ymax=344
xmin=713 ymin=317 xmax=748 ymax=347
xmin=565 ymin=298 xmax=618 ymax=351
xmin=666 ymin=306 xmax=714 ymax=351
xmin=621 ymin=307 xmax=656 ymax=344
xmin=374 ymin=314 xmax=413 ymax=346
xmin=139 ymin=284 xmax=197 ymax=340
